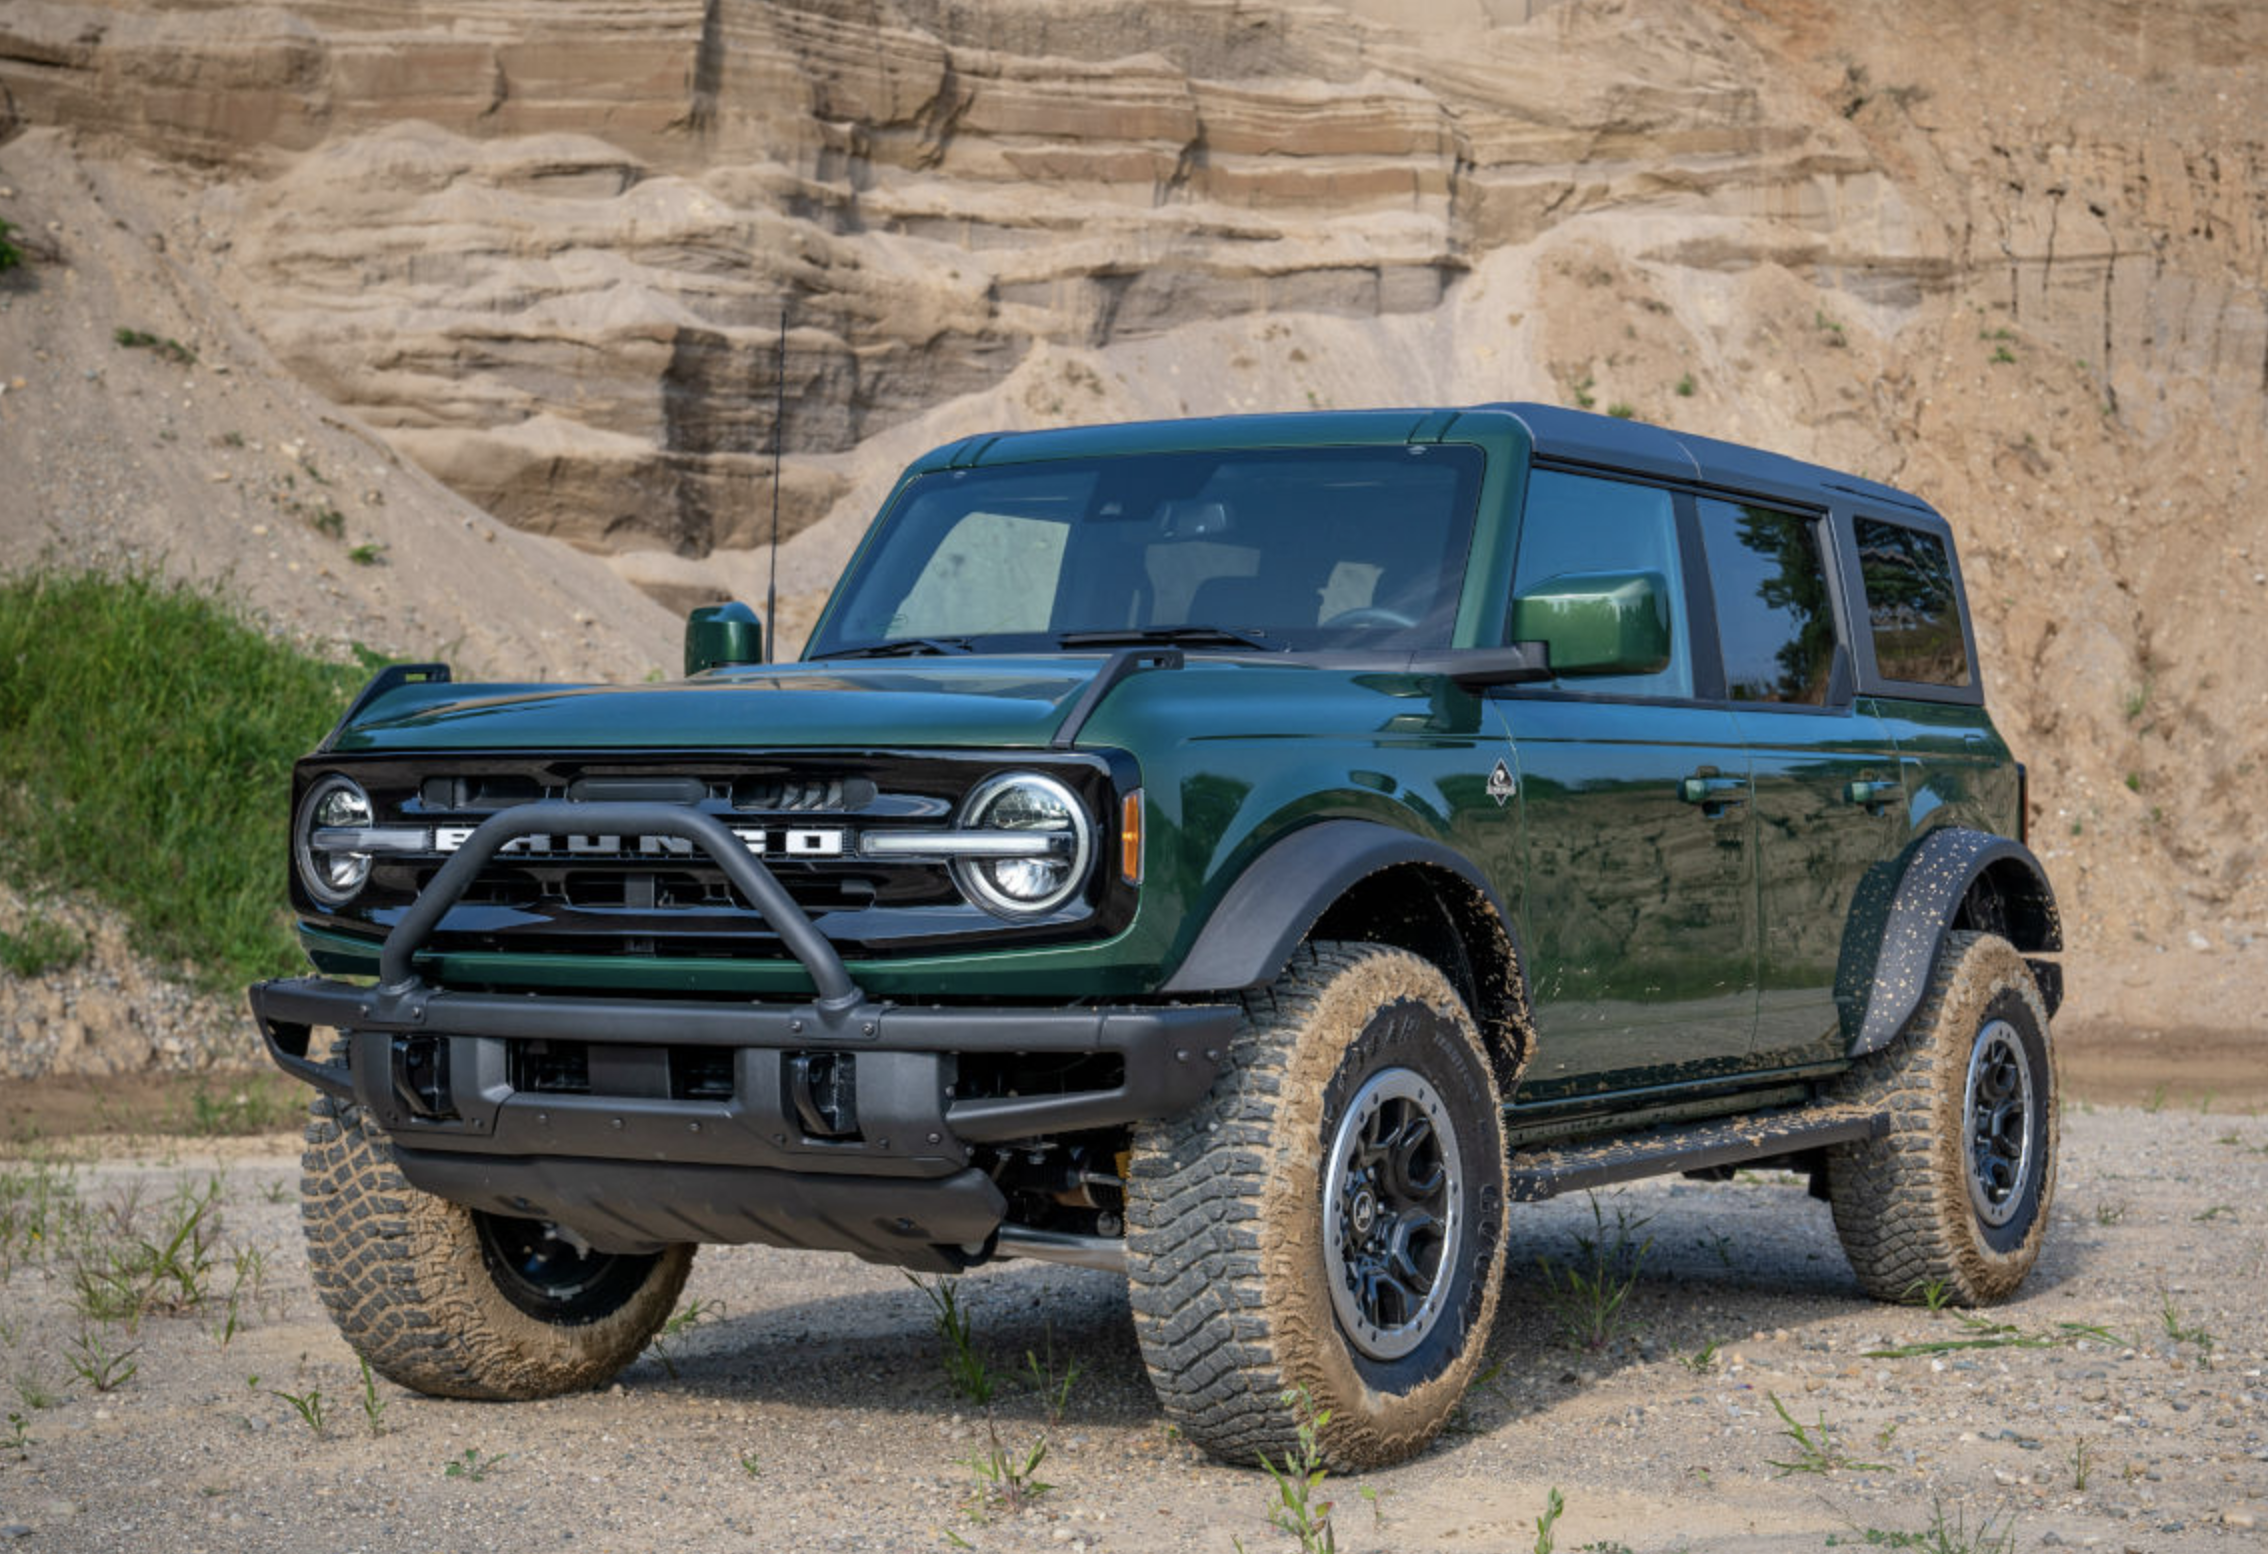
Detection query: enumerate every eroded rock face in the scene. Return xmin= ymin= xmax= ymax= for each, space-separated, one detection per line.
xmin=1 ymin=0 xmax=1904 ymax=555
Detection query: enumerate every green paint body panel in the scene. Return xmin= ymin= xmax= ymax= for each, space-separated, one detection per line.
xmin=289 ymin=404 xmax=2042 ymax=1113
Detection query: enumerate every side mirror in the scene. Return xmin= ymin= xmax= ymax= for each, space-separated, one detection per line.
xmin=684 ymin=602 xmax=765 ymax=677
xmin=1510 ymin=570 xmax=1671 ymax=677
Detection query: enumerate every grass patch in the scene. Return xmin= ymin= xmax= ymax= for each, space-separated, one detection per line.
xmin=0 ymin=915 xmax=85 ymax=977
xmin=114 ymin=328 xmax=197 ymax=366
xmin=0 ymin=218 xmax=22 ymax=273
xmin=0 ymin=569 xmax=382 ymax=994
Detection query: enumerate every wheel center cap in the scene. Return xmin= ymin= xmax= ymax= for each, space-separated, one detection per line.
xmin=1350 ymin=1189 xmax=1377 ymax=1237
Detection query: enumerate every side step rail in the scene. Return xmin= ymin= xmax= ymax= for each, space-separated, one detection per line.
xmin=1506 ymin=1103 xmax=1886 ymax=1202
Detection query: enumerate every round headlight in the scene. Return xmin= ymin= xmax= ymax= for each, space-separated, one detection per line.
xmin=294 ymin=774 xmax=374 ymax=907
xmin=952 ymin=772 xmax=1093 ymax=919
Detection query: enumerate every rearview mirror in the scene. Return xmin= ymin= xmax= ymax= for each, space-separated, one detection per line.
xmin=1510 ymin=571 xmax=1671 ymax=677
xmin=684 ymin=602 xmax=765 ymax=677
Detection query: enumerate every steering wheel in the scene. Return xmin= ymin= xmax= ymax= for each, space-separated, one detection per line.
xmin=1321 ymin=606 xmax=1417 ymax=629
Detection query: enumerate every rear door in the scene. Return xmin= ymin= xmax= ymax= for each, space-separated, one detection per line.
xmin=1691 ymin=496 xmax=1903 ymax=1072
xmin=1494 ymin=468 xmax=1758 ymax=1099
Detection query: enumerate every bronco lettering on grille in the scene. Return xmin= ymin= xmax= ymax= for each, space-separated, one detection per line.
xmin=431 ymin=827 xmax=847 ymax=859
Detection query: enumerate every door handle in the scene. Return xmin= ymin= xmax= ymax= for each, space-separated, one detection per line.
xmin=1679 ymin=775 xmax=1747 ymax=814
xmin=1845 ymin=778 xmax=1904 ymax=813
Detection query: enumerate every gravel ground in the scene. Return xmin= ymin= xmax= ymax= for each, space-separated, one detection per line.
xmin=0 ymin=1105 xmax=2262 ymax=1554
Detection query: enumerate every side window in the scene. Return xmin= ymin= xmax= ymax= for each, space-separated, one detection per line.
xmin=1696 ymin=498 xmax=1840 ymax=705
xmin=1512 ymin=469 xmax=1692 ymax=698
xmin=887 ymin=510 xmax=1070 ymax=637
xmin=1854 ymin=518 xmax=1971 ymax=687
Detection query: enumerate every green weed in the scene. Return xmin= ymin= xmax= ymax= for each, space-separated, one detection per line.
xmin=1255 ymin=1387 xmax=1336 ymax=1553
xmin=1680 ymin=1339 xmax=1721 ymax=1374
xmin=1904 ymin=1277 xmax=1952 ymax=1312
xmin=644 ymin=1294 xmax=723 ymax=1380
xmin=0 ymin=570 xmax=386 ymax=993
xmin=1830 ymin=1501 xmax=2018 ymax=1553
xmin=1674 ymin=373 xmax=1696 ymax=398
xmin=2159 ymin=1294 xmax=2214 ymax=1366
xmin=12 ymin=1369 xmax=60 ymax=1410
xmin=4 ymin=1412 xmax=27 ymax=1460
xmin=2067 ymin=1436 xmax=2092 ymax=1491
xmin=1571 ymin=374 xmax=1597 ymax=410
xmin=0 ymin=218 xmax=22 ymax=272
xmin=967 ymin=1421 xmax=1052 ymax=1520
xmin=267 ymin=1385 xmax=326 ymax=1438
xmin=1764 ymin=1392 xmax=1888 ymax=1475
xmin=738 ymin=1450 xmax=761 ymax=1477
xmin=346 ymin=542 xmax=386 ymax=567
xmin=358 ymin=1357 xmax=386 ymax=1438
xmin=443 ymin=1447 xmax=505 ymax=1481
xmin=114 ymin=328 xmax=197 ymax=365
xmin=1606 ymin=402 xmax=1637 ymax=420
xmin=1532 ymin=1486 xmax=1565 ymax=1554
xmin=0 ymin=915 xmax=85 ymax=978
xmin=1022 ymin=1325 xmax=1082 ymax=1428
xmin=2094 ymin=1200 xmax=2128 ymax=1226
xmin=1537 ymin=1193 xmax=1652 ymax=1351
xmin=71 ymin=1175 xmax=224 ymax=1325
xmin=64 ymin=1326 xmax=139 ymax=1393
xmin=1990 ymin=345 xmax=2017 ymax=364
xmin=910 ymin=1275 xmax=995 ymax=1406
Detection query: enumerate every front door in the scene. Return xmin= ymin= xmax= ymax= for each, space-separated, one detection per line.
xmin=1495 ymin=468 xmax=1759 ymax=1100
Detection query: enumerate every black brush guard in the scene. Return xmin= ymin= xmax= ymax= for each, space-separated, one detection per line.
xmin=249 ymin=802 xmax=1233 ymax=1268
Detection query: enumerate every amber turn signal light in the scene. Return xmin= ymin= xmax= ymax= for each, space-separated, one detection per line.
xmin=1121 ymin=790 xmax=1143 ymax=884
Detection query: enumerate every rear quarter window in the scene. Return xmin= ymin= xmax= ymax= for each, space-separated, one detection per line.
xmin=1854 ymin=518 xmax=1970 ymax=688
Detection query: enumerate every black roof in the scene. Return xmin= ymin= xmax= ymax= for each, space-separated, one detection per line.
xmin=1483 ymin=402 xmax=1940 ymax=523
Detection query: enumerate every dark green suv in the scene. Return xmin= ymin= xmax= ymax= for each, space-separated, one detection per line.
xmin=251 ymin=403 xmax=2060 ymax=1467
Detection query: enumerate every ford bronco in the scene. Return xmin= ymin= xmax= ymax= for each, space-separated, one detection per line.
xmin=251 ymin=403 xmax=2060 ymax=1467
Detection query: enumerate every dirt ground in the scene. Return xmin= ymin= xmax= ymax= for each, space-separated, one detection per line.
xmin=0 ymin=1100 xmax=2261 ymax=1554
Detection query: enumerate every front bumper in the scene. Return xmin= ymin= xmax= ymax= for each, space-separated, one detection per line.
xmin=251 ymin=800 xmax=1234 ymax=1269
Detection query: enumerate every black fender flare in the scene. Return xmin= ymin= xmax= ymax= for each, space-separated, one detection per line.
xmin=1159 ymin=819 xmax=1514 ymax=996
xmin=1837 ymin=827 xmax=2063 ymax=1057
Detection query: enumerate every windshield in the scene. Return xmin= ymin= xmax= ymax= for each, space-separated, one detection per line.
xmin=807 ymin=444 xmax=1486 ymax=657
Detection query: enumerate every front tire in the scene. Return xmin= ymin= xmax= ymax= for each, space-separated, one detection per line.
xmin=1826 ymin=930 xmax=2057 ymax=1305
xmin=1125 ymin=942 xmax=1507 ymax=1467
xmin=301 ymin=1065 xmax=694 ymax=1399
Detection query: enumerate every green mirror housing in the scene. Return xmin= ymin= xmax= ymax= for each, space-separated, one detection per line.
xmin=1510 ymin=570 xmax=1671 ymax=677
xmin=684 ymin=602 xmax=765 ymax=677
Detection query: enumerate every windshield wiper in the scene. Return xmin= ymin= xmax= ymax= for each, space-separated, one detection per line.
xmin=812 ymin=636 xmax=979 ymax=661
xmin=1057 ymin=625 xmax=1284 ymax=652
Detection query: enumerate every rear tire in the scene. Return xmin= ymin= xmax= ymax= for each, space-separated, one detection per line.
xmin=1125 ymin=942 xmax=1507 ymax=1467
xmin=1826 ymin=931 xmax=2056 ymax=1305
xmin=301 ymin=1056 xmax=694 ymax=1399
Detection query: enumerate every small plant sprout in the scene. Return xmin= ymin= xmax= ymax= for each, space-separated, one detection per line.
xmin=1764 ymin=1392 xmax=1888 ymax=1476
xmin=2094 ymin=1200 xmax=2129 ymax=1227
xmin=644 ymin=1294 xmax=723 ymax=1380
xmin=967 ymin=1421 xmax=1052 ymax=1520
xmin=1358 ymin=1484 xmax=1384 ymax=1527
xmin=1532 ymin=1486 xmax=1565 ymax=1554
xmin=1255 ymin=1387 xmax=1335 ymax=1554
xmin=1606 ymin=402 xmax=1637 ymax=420
xmin=347 ymin=542 xmax=386 ymax=567
xmin=5 ymin=1412 xmax=28 ymax=1460
xmin=738 ymin=1450 xmax=761 ymax=1478
xmin=1022 ymin=1324 xmax=1083 ymax=1428
xmin=358 ymin=1357 xmax=387 ymax=1438
xmin=267 ymin=1384 xmax=327 ymax=1438
xmin=1680 ymin=1339 xmax=1721 ymax=1375
xmin=1904 ymin=1277 xmax=1952 ymax=1313
xmin=2159 ymin=1294 xmax=2214 ymax=1367
xmin=2068 ymin=1436 xmax=2093 ymax=1491
xmin=65 ymin=1327 xmax=140 ymax=1393
xmin=1536 ymin=1193 xmax=1652 ymax=1352
xmin=443 ymin=1447 xmax=505 ymax=1481
xmin=12 ymin=1370 xmax=60 ymax=1411
xmin=1675 ymin=372 xmax=1696 ymax=397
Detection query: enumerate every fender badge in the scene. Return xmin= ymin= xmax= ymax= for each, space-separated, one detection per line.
xmin=1486 ymin=759 xmax=1516 ymax=806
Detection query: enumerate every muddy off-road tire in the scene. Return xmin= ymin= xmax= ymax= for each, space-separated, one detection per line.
xmin=301 ymin=1064 xmax=694 ymax=1399
xmin=1125 ymin=942 xmax=1507 ymax=1468
xmin=1826 ymin=931 xmax=2057 ymax=1305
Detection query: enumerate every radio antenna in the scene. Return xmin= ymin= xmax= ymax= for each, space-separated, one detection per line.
xmin=765 ymin=304 xmax=786 ymax=656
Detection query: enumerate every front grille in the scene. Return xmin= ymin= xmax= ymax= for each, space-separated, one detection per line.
xmin=297 ymin=750 xmax=1135 ymax=967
